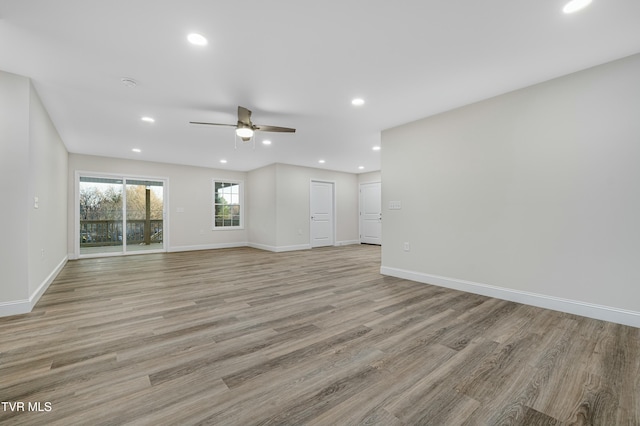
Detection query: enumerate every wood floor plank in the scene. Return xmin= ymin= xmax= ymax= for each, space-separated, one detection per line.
xmin=306 ymin=341 xmax=456 ymax=425
xmin=455 ymin=332 xmax=543 ymax=404
xmin=189 ymin=346 xmax=386 ymax=425
xmin=382 ymin=337 xmax=497 ymax=422
xmin=0 ymin=245 xmax=638 ymax=425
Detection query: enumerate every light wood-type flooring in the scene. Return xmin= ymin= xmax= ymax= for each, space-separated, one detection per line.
xmin=1 ymin=245 xmax=638 ymax=425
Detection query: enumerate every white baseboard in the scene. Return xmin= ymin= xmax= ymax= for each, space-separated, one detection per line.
xmin=169 ymin=242 xmax=248 ymax=253
xmin=0 ymin=255 xmax=68 ymax=318
xmin=380 ymin=266 xmax=640 ymax=329
xmin=0 ymin=299 xmax=31 ymax=317
xmin=336 ymin=240 xmax=360 ymax=246
xmin=247 ymin=242 xmax=277 ymax=252
xmin=30 ymin=256 xmax=68 ymax=310
xmin=275 ymin=244 xmax=311 ymax=252
xmin=169 ymin=242 xmax=314 ymax=254
xmin=248 ymin=243 xmax=311 ymax=253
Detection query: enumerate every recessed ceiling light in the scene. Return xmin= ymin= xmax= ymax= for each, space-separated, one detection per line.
xmin=563 ymin=0 xmax=592 ymax=14
xmin=220 ymin=159 xmax=227 ymax=164
xmin=372 ymin=146 xmax=381 ymax=151
xmin=262 ymin=140 xmax=272 ymax=145
xmin=351 ymin=98 xmax=365 ymax=106
xmin=358 ymin=166 xmax=365 ymax=170
xmin=132 ymin=148 xmax=141 ymax=153
xmin=187 ymin=33 xmax=208 ymax=46
xmin=141 ymin=117 xmax=155 ymax=123
xmin=318 ymin=159 xmax=326 ymax=164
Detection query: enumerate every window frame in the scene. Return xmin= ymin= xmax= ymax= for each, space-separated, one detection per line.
xmin=212 ymin=179 xmax=244 ymax=230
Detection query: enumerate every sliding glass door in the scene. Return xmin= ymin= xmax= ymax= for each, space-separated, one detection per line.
xmin=125 ymin=180 xmax=164 ymax=253
xmin=78 ymin=174 xmax=165 ymax=257
xmin=79 ymin=177 xmax=124 ymax=255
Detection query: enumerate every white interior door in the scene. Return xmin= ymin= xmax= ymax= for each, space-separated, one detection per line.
xmin=310 ymin=181 xmax=334 ymax=248
xmin=360 ymin=182 xmax=382 ymax=245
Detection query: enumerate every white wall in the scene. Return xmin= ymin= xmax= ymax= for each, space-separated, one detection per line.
xmin=0 ymin=70 xmax=68 ymax=316
xmin=0 ymin=71 xmax=30 ymax=305
xmin=275 ymin=164 xmax=359 ymax=249
xmin=28 ymin=81 xmax=69 ymax=295
xmin=247 ymin=163 xmax=360 ymax=251
xmin=358 ymin=171 xmax=381 ymax=185
xmin=381 ymin=53 xmax=640 ymax=327
xmin=68 ymin=154 xmax=249 ymax=255
xmin=247 ymin=164 xmax=277 ymax=248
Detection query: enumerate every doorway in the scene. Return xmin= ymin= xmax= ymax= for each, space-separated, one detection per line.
xmin=310 ymin=180 xmax=335 ymax=248
xmin=359 ymin=181 xmax=381 ymax=245
xmin=77 ymin=174 xmax=166 ymax=257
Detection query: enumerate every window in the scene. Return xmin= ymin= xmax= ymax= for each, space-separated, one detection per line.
xmin=213 ymin=180 xmax=243 ymax=229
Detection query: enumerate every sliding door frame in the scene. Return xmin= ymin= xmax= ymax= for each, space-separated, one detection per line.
xmin=74 ymin=171 xmax=170 ymax=259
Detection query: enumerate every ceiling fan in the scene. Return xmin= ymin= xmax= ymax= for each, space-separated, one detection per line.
xmin=190 ymin=106 xmax=296 ymax=142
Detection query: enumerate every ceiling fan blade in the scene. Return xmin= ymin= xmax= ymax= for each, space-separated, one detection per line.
xmin=189 ymin=121 xmax=236 ymax=127
xmin=255 ymin=125 xmax=296 ymax=133
xmin=238 ymin=106 xmax=252 ymax=125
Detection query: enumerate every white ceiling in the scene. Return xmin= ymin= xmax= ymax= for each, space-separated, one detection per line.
xmin=1 ymin=1 xmax=639 ymax=173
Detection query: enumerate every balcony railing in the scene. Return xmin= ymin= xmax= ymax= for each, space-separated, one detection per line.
xmin=80 ymin=220 xmax=163 ymax=247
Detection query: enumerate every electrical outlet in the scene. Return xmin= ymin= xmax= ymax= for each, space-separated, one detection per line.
xmin=403 ymin=242 xmax=410 ymax=252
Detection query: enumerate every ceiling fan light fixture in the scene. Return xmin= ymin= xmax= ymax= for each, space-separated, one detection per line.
xmin=191 ymin=106 xmax=295 ymax=146
xmin=236 ymin=127 xmax=254 ymax=139
xmin=563 ymin=0 xmax=592 ymax=14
